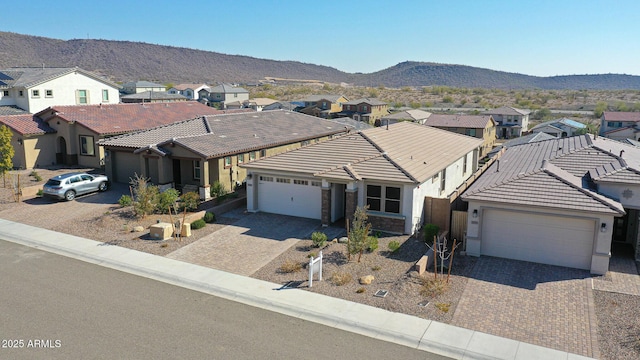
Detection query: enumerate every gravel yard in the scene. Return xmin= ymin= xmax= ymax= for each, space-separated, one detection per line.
xmin=594 ymin=290 xmax=640 ymax=360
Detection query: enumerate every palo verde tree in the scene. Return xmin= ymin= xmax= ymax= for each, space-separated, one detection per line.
xmin=0 ymin=125 xmax=15 ymax=185
xmin=347 ymin=206 xmax=371 ymax=262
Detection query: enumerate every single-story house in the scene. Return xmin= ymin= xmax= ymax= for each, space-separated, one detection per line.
xmin=0 ymin=114 xmax=56 ymax=169
xmin=462 ymin=134 xmax=640 ymax=274
xmin=530 ymin=117 xmax=587 ymax=138
xmin=242 ymin=122 xmax=483 ymax=234
xmin=98 ymin=111 xmax=354 ymax=196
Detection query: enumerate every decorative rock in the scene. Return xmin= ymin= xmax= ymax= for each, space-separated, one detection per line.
xmin=338 ymin=237 xmax=349 ymax=244
xmin=359 ymin=275 xmax=374 ymax=285
xmin=133 ymin=226 xmax=145 ymax=232
xmin=331 ymin=238 xmax=338 ymax=243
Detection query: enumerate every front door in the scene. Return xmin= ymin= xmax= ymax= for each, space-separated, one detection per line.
xmin=172 ymin=160 xmax=182 ymax=190
xmin=612 ymin=212 xmax=629 ymax=243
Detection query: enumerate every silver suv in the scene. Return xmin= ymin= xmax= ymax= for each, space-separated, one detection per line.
xmin=43 ymin=172 xmax=109 ymax=201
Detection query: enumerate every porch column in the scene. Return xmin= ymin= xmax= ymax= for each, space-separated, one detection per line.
xmin=199 ymin=158 xmax=211 ymax=201
xmin=321 ymin=180 xmax=331 ymax=227
xmin=345 ymin=181 xmax=358 ymax=224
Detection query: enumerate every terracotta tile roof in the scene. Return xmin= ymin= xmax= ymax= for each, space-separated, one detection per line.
xmin=243 ymin=121 xmax=483 ymax=184
xmin=462 ymin=135 xmax=628 ymax=215
xmin=602 ymin=111 xmax=640 ymax=122
xmin=120 ymin=91 xmax=187 ymax=100
xmin=424 ymin=114 xmax=494 ymax=129
xmin=483 ymin=106 xmax=530 ymax=116
xmin=0 ymin=115 xmax=56 ymax=135
xmin=39 ymin=102 xmax=242 ymax=135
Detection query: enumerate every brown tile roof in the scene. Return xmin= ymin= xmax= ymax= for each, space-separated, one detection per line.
xmin=38 ymin=102 xmax=248 ymax=136
xmin=424 ymin=114 xmax=494 ymax=129
xmin=483 ymin=106 xmax=530 ymax=116
xmin=0 ymin=115 xmax=56 ymax=135
xmin=602 ymin=111 xmax=640 ymax=122
xmin=243 ymin=121 xmax=483 ymax=184
xmin=382 ymin=109 xmax=432 ymax=121
xmin=462 ymin=135 xmax=628 ymax=215
xmin=343 ymin=98 xmax=387 ymax=106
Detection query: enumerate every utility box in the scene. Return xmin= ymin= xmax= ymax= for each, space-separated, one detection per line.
xmin=150 ymin=222 xmax=173 ymax=240
xmin=180 ymin=223 xmax=191 ymax=238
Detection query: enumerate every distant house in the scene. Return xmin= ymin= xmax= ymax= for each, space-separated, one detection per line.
xmin=262 ymin=101 xmax=301 ymax=111
xmin=380 ymin=109 xmax=432 ymax=126
xmin=483 ymin=106 xmax=530 ymax=139
xmin=599 ymin=111 xmax=640 ymax=141
xmin=0 ymin=114 xmax=56 ymax=169
xmin=423 ymin=114 xmax=497 ymax=157
xmin=121 ymin=81 xmax=166 ymax=95
xmin=298 ymin=95 xmax=348 ymax=118
xmin=243 ymin=98 xmax=278 ymax=112
xmin=531 ymin=118 xmax=587 ymax=138
xmin=0 ymin=67 xmax=121 ymax=114
xmin=487 ymin=132 xmax=556 ymax=158
xmin=120 ymin=91 xmax=187 ymax=103
xmin=198 ymin=83 xmax=249 ymax=109
xmin=339 ymin=98 xmax=389 ymax=125
xmin=167 ymin=83 xmax=210 ymax=100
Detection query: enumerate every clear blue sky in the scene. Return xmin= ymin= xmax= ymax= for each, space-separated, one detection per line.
xmin=3 ymin=0 xmax=639 ymax=76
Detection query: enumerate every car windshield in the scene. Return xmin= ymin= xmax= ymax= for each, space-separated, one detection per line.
xmin=45 ymin=179 xmax=61 ymax=186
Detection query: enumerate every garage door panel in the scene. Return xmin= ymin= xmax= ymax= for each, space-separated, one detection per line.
xmin=258 ymin=179 xmax=321 ymax=220
xmin=482 ymin=209 xmax=594 ymax=270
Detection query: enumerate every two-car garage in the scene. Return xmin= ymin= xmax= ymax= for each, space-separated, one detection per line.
xmin=255 ymin=175 xmax=322 ymax=219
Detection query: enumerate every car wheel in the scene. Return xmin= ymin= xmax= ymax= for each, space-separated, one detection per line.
xmin=64 ymin=190 xmax=76 ymax=201
xmin=98 ymin=182 xmax=108 ymax=192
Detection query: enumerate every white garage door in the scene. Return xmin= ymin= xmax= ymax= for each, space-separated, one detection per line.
xmin=257 ymin=176 xmax=322 ymax=219
xmin=482 ymin=209 xmax=595 ymax=270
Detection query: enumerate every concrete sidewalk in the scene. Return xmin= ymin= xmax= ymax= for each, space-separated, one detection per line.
xmin=0 ymin=218 xmax=594 ymax=360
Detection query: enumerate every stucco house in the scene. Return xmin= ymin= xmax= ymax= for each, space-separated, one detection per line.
xmin=531 ymin=118 xmax=587 ymax=138
xmin=423 ymin=114 xmax=497 ymax=157
xmin=462 ymin=134 xmax=640 ymax=274
xmin=0 ymin=67 xmax=121 ymax=114
xmin=167 ymin=83 xmax=210 ymax=100
xmin=339 ymin=98 xmax=389 ymax=125
xmin=198 ymin=83 xmax=249 ymax=109
xmin=242 ymin=122 xmax=483 ymax=235
xmin=599 ymin=111 xmax=640 ymax=141
xmin=121 ymin=81 xmax=166 ymax=94
xmin=298 ymin=95 xmax=349 ymax=118
xmin=0 ymin=114 xmax=56 ymax=169
xmin=380 ymin=109 xmax=432 ymax=126
xmin=98 ymin=111 xmax=353 ymax=196
xmin=242 ymin=98 xmax=278 ymax=112
xmin=483 ymin=106 xmax=530 ymax=139
xmin=120 ymin=91 xmax=188 ymax=103
xmin=34 ymin=102 xmax=230 ymax=169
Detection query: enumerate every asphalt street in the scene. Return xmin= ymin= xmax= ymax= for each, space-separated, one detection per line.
xmin=0 ymin=240 xmax=449 ymax=360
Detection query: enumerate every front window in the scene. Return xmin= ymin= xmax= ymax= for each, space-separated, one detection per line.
xmin=366 ymin=185 xmax=401 ymax=214
xmin=102 ymin=89 xmax=109 ymax=102
xmin=2 ymin=90 xmax=8 ymax=96
xmin=466 ymin=129 xmax=476 ymax=137
xmin=193 ymin=160 xmax=201 ymax=180
xmin=79 ymin=135 xmax=95 ymax=156
xmin=260 ymin=149 xmax=266 ymax=157
xmin=249 ymin=151 xmax=256 ymax=161
xmin=31 ymin=89 xmax=40 ymax=98
xmin=440 ymin=169 xmax=446 ymax=193
xmin=224 ymin=156 xmax=232 ymax=168
xmin=237 ymin=153 xmax=244 ymax=164
xmin=45 ymin=89 xmax=53 ymax=97
xmin=77 ymin=90 xmax=88 ymax=104
xmin=19 ymin=90 xmax=24 ymax=97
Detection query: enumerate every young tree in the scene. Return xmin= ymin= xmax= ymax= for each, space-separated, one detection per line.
xmin=0 ymin=125 xmax=15 ymax=186
xmin=347 ymin=206 xmax=371 ymax=262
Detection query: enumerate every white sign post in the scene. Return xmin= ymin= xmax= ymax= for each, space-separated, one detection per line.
xmin=308 ymin=251 xmax=323 ymax=288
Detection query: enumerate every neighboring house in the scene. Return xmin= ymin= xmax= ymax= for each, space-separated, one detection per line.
xmin=298 ymin=95 xmax=349 ymax=118
xmin=599 ymin=111 xmax=640 ymax=141
xmin=120 ymin=91 xmax=188 ymax=103
xmin=530 ymin=117 xmax=587 ymax=138
xmin=423 ymin=114 xmax=497 ymax=157
xmin=0 ymin=114 xmax=56 ymax=169
xmin=339 ymin=98 xmax=389 ymax=125
xmin=0 ymin=67 xmax=121 ymax=114
xmin=462 ymin=134 xmax=640 ymax=274
xmin=35 ymin=102 xmax=232 ymax=169
xmin=167 ymin=84 xmax=210 ymax=100
xmin=121 ymin=81 xmax=166 ymax=94
xmin=243 ymin=98 xmax=278 ymax=112
xmin=98 ymin=110 xmax=353 ymax=195
xmin=486 ymin=132 xmax=556 ymax=158
xmin=262 ymin=101 xmax=302 ymax=111
xmin=483 ymin=106 xmax=530 ymax=139
xmin=198 ymin=83 xmax=249 ymax=109
xmin=379 ymin=109 xmax=432 ymax=126
xmin=242 ymin=122 xmax=483 ymax=235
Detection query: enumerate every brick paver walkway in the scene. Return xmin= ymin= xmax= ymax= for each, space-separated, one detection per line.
xmin=592 ymin=255 xmax=640 ymax=296
xmin=166 ymin=211 xmax=342 ymax=276
xmin=451 ymin=257 xmax=598 ymax=358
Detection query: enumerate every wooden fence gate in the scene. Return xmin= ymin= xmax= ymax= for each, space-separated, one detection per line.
xmin=450 ymin=210 xmax=468 ymax=244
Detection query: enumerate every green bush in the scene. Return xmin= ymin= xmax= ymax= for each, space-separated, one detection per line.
xmin=388 ymin=240 xmax=401 ymax=253
xmin=156 ymin=188 xmax=179 ymax=213
xmin=424 ymin=223 xmax=440 ymax=244
xmin=118 ymin=194 xmax=133 ymax=207
xmin=203 ymin=211 xmax=216 ymax=223
xmin=367 ymin=236 xmax=379 ymax=252
xmin=311 ymin=231 xmax=327 ymax=248
xmin=180 ymin=191 xmax=200 ymax=212
xmin=190 ymin=218 xmax=206 ymax=230
xmin=36 ymin=189 xmax=43 ymax=197
xmin=210 ymin=181 xmax=228 ymax=199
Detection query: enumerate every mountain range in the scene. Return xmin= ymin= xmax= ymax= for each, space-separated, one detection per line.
xmin=1 ymin=31 xmax=639 ymax=90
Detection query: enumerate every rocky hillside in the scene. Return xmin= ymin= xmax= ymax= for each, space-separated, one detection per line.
xmin=2 ymin=31 xmax=640 ymax=90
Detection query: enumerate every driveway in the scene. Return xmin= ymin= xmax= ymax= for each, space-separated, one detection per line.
xmin=166 ymin=211 xmax=344 ymax=276
xmin=451 ymin=256 xmax=598 ymax=358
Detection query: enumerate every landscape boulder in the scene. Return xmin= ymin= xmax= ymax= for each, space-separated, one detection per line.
xmin=359 ymin=275 xmax=374 ymax=285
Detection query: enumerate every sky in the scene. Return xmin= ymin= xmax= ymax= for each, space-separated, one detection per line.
xmin=3 ymin=0 xmax=640 ymax=77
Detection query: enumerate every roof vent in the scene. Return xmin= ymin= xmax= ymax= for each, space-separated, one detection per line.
xmin=620 ymin=150 xmax=625 ymax=157
xmin=253 ymin=134 xmax=258 ymax=138
xmin=496 ymin=160 xmax=500 ymax=172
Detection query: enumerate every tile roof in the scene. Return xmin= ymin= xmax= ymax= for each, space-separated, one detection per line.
xmin=0 ymin=67 xmax=120 ymax=89
xmin=174 ymin=83 xmax=209 ymax=91
xmin=100 ymin=110 xmax=351 ymax=159
xmin=382 ymin=109 xmax=432 ymax=121
xmin=123 ymin=81 xmax=165 ymax=88
xmin=531 ymin=118 xmax=586 ymax=131
xmin=244 ymin=98 xmax=278 ymax=106
xmin=0 ymin=114 xmax=56 ymax=135
xmin=38 ymin=102 xmax=241 ymax=136
xmin=462 ymin=135 xmax=628 ymax=215
xmin=208 ymin=83 xmax=248 ymax=94
xmin=120 ymin=91 xmax=187 ymax=100
xmin=243 ymin=121 xmax=483 ymax=184
xmin=301 ymin=94 xmax=346 ymax=103
xmin=483 ymin=106 xmax=530 ymax=116
xmin=424 ymin=114 xmax=494 ymax=129
xmin=0 ymin=105 xmax=30 ymax=116
xmin=486 ymin=132 xmax=557 ymax=157
xmin=327 ymin=117 xmax=373 ymax=131
xmin=343 ymin=98 xmax=387 ymax=106
xmin=602 ymin=111 xmax=640 ymax=122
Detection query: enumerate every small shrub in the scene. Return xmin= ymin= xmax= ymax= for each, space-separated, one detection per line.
xmin=371 ymin=265 xmax=381 ymax=271
xmin=420 ymin=278 xmax=449 ymax=298
xmin=210 ymin=181 xmax=228 ymax=199
xmin=388 ymin=240 xmax=401 ymax=253
xmin=29 ymin=170 xmax=38 ymax=177
xmin=329 ymin=272 xmax=352 ymax=286
xmin=367 ymin=236 xmax=379 ymax=252
xmin=180 ymin=191 xmax=200 ymax=212
xmin=156 ymin=188 xmax=179 ymax=214
xmin=307 ymin=251 xmax=317 ymax=259
xmin=424 ymin=223 xmax=439 ymax=244
xmin=118 ymin=194 xmax=133 ymax=207
xmin=36 ymin=189 xmax=43 ymax=197
xmin=190 ymin=218 xmax=206 ymax=230
xmin=160 ymin=243 xmax=168 ymax=248
xmin=435 ymin=302 xmax=451 ymax=313
xmin=356 ymin=287 xmax=366 ymax=293
xmin=278 ymin=260 xmax=302 ymax=273
xmin=203 ymin=211 xmax=216 ymax=223
xmin=311 ymin=231 xmax=327 ymax=248
xmin=30 ymin=171 xmax=43 ymax=182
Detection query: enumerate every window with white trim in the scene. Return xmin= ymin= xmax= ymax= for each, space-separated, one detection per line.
xmin=79 ymin=135 xmax=95 ymax=156
xmin=193 ymin=161 xmax=201 ymax=180
xmin=249 ymin=151 xmax=256 ymax=161
xmin=31 ymin=89 xmax=40 ymax=98
xmin=224 ymin=156 xmax=232 ymax=167
xmin=77 ymin=89 xmax=88 ymax=104
xmin=237 ymin=153 xmax=245 ymax=164
xmin=293 ymin=179 xmax=308 ymax=185
xmin=2 ymin=90 xmax=8 ymax=96
xmin=102 ymin=89 xmax=109 ymax=102
xmin=45 ymin=89 xmax=53 ymax=97
xmin=259 ymin=176 xmax=273 ymax=182
xmin=276 ymin=178 xmax=290 ymax=184
xmin=366 ymin=184 xmax=401 ymax=214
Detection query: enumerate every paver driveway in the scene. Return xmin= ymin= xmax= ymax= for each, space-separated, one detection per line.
xmin=451 ymin=256 xmax=598 ymax=358
xmin=166 ymin=211 xmax=343 ymax=276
